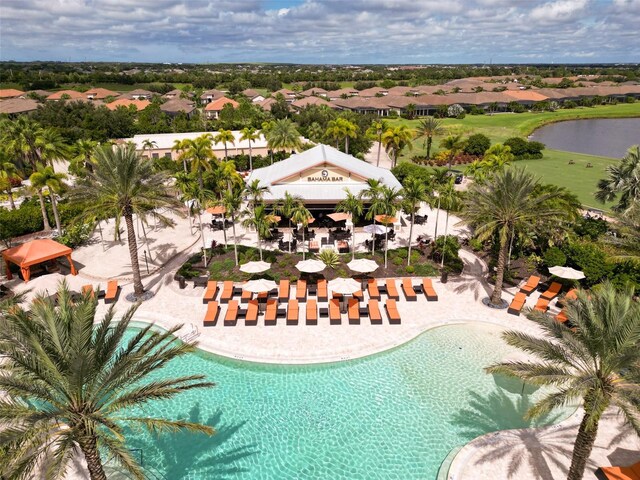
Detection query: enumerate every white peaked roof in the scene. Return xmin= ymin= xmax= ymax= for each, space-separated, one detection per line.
xmin=129 ymin=131 xmax=267 ymax=150
xmin=246 ymin=144 xmax=402 ymax=202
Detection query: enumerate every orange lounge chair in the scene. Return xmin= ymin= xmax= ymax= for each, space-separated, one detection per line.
xmin=519 ymin=275 xmax=541 ymax=295
xmin=224 ymin=300 xmax=239 ymax=326
xmin=82 ymin=284 xmax=95 ymax=299
xmin=508 ymin=292 xmax=527 ymax=316
xmin=265 ymin=299 xmax=278 ymax=326
xmin=422 ymin=278 xmax=438 ymax=301
xmin=600 ymin=461 xmax=640 ymax=480
xmin=402 ymin=278 xmax=417 ymax=301
xmin=309 ymin=241 xmax=319 ymax=253
xmin=317 ymin=279 xmax=328 ymax=302
xmin=368 ymin=299 xmax=382 ymax=325
xmin=296 ymin=279 xmax=307 ymax=302
xmin=329 ymin=298 xmax=341 ymax=324
xmin=241 ymin=288 xmax=252 ymax=304
xmin=306 ymin=299 xmax=317 ymax=325
xmin=555 ymin=309 xmax=569 ymax=323
xmin=534 ymin=297 xmax=550 ymax=312
xmin=541 ymin=282 xmax=562 ymax=300
xmin=202 ymin=281 xmax=218 ymax=304
xmin=348 ymin=298 xmax=361 ymax=324
xmin=245 ymin=300 xmax=259 ymax=325
xmin=386 ymin=279 xmax=400 ymax=300
xmin=287 ymin=299 xmax=299 ymax=325
xmin=220 ymin=281 xmax=234 ymax=304
xmin=104 ymin=280 xmax=119 ymax=304
xmin=367 ymin=279 xmax=380 ymax=300
xmin=353 ymin=290 xmax=364 ymax=301
xmin=385 ymin=299 xmax=401 ymax=324
xmin=203 ymin=302 xmax=220 ymax=326
xmin=565 ymin=288 xmax=578 ymax=301
xmin=278 ymin=280 xmax=290 ymax=302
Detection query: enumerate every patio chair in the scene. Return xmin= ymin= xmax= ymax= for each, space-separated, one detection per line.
xmin=81 ymin=284 xmax=95 ymax=299
xmin=245 ymin=300 xmax=259 ymax=326
xmin=203 ymin=302 xmax=220 ymax=327
xmin=287 ymin=299 xmax=299 ymax=325
xmin=508 ymin=292 xmax=527 ymax=316
xmin=264 ymin=299 xmax=278 ymax=326
xmin=278 ymin=279 xmax=290 ymax=302
xmin=422 ymin=278 xmax=438 ymax=301
xmin=540 ymin=282 xmax=562 ymax=301
xmin=306 ymin=299 xmax=318 ymax=325
xmin=317 ymin=279 xmax=328 ymax=302
xmin=296 ymin=279 xmax=307 ymax=302
xmin=202 ymin=281 xmax=218 ymax=304
xmin=368 ymin=299 xmax=382 ymax=325
xmin=599 ymin=461 xmax=640 ymax=480
xmin=386 ymin=279 xmax=400 ymax=301
xmin=353 ymin=290 xmax=364 ymax=301
xmin=329 ymin=298 xmax=341 ymax=324
xmin=519 ymin=275 xmax=541 ymax=295
xmin=534 ymin=297 xmax=550 ymax=312
xmin=220 ymin=281 xmax=234 ymax=304
xmin=367 ymin=279 xmax=380 ymax=300
xmin=104 ymin=280 xmax=120 ymax=304
xmin=384 ymin=299 xmax=401 ymax=324
xmin=241 ymin=288 xmax=252 ymax=304
xmin=401 ymin=278 xmax=417 ymax=302
xmin=555 ymin=309 xmax=569 ymax=324
xmin=309 ymin=241 xmax=319 ymax=253
xmin=224 ymin=300 xmax=239 ymax=326
xmin=348 ymin=298 xmax=361 ymax=324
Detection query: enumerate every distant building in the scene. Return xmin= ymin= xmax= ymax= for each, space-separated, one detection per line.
xmin=204 ymin=96 xmax=239 ymax=119
xmin=0 ymin=98 xmax=39 ymax=116
xmin=291 ymin=96 xmax=337 ymax=111
xmin=85 ymin=88 xmax=119 ymax=100
xmin=126 ymin=89 xmax=154 ymax=100
xmin=160 ymin=99 xmax=196 ymax=117
xmin=0 ymin=89 xmax=25 ymax=99
xmin=104 ymin=99 xmax=150 ymax=111
xmin=241 ymin=89 xmax=265 ymax=103
xmin=46 ymin=90 xmax=86 ymax=101
xmin=200 ymin=89 xmax=226 ymax=104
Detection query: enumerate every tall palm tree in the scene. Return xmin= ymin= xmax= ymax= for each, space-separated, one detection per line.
xmin=239 ymin=126 xmax=260 ymax=171
xmin=241 ymin=203 xmax=276 ymax=261
xmin=141 ymin=138 xmax=158 ymax=153
xmin=370 ymin=186 xmax=402 ymax=268
xmin=416 ymin=116 xmax=444 ymax=160
xmin=0 ymin=281 xmax=214 ymax=480
xmin=245 ymin=178 xmax=270 ymax=210
xmin=0 ymin=151 xmax=20 ymax=210
xmin=1 ymin=117 xmax=46 ymax=170
xmin=175 ymin=173 xmax=214 ymax=264
xmin=440 ymin=134 xmax=465 ymax=170
xmin=70 ymin=144 xmax=183 ymax=296
xmin=336 ymin=189 xmax=364 ymax=260
xmin=461 ymin=168 xmax=572 ymax=306
xmin=360 ymin=178 xmax=384 ymax=255
xmin=607 ymin=199 xmax=640 ymax=265
xmin=38 ymin=127 xmax=70 ymax=172
xmin=326 ymin=118 xmax=358 ymax=154
xmin=172 ymin=138 xmax=190 ymax=173
xmin=214 ymin=129 xmax=235 ymax=160
xmin=401 ymin=177 xmax=427 ymax=266
xmin=291 ymin=202 xmax=312 ymax=260
xmin=71 ymin=139 xmax=99 ymax=176
xmin=437 ymin=178 xmax=463 ymax=268
xmin=266 ymin=119 xmax=302 ymax=156
xmin=487 ymin=283 xmax=640 ymax=480
xmin=381 ymin=125 xmax=414 ymax=168
xmin=27 ymin=165 xmax=53 ymax=231
xmin=429 ymin=168 xmax=449 ymax=241
xmin=182 ymin=134 xmax=215 ymax=190
xmin=261 ymin=120 xmax=276 ymax=164
xmin=221 ymin=184 xmax=244 ymax=266
xmin=366 ymin=120 xmax=388 ymax=167
xmin=595 ymin=145 xmax=640 ymax=212
xmin=30 ymin=164 xmax=67 ymax=235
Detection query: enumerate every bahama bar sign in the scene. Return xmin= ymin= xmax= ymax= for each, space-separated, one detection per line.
xmin=303 ymin=167 xmax=346 ymax=183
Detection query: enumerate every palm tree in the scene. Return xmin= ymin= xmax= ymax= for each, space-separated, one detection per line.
xmin=141 ymin=138 xmax=158 ymax=153
xmin=274 ymin=191 xmax=302 ymax=253
xmin=370 ymin=185 xmax=402 ymax=268
xmin=440 ymin=134 xmax=465 ymax=170
xmin=336 ymin=189 xmax=364 ymax=260
xmin=381 ymin=125 xmax=414 ymax=168
xmin=326 ymin=118 xmax=358 ymax=154
xmin=487 ymin=283 xmax=640 ymax=480
xmin=172 ymin=138 xmax=190 ymax=173
xmin=239 ymin=126 xmax=260 ymax=171
xmin=245 ymin=178 xmax=270 ymax=210
xmin=1 ymin=116 xmax=44 ymax=169
xmin=325 ymin=119 xmax=345 ymax=149
xmin=461 ymin=168 xmax=572 ymax=306
xmin=437 ymin=178 xmax=463 ymax=268
xmin=261 ymin=120 xmax=276 ymax=164
xmin=0 ymin=151 xmax=20 ymax=210
xmin=182 ymin=135 xmax=215 ymax=189
xmin=415 ymin=116 xmax=444 ymax=160
xmin=366 ymin=120 xmax=388 ymax=167
xmin=607 ymin=200 xmax=640 ymax=265
xmin=360 ymin=178 xmax=384 ymax=255
xmin=214 ymin=129 xmax=235 ymax=160
xmin=429 ymin=168 xmax=449 ymax=241
xmin=596 ymin=145 xmax=640 ymax=212
xmin=291 ymin=202 xmax=312 ymax=259
xmin=71 ymin=139 xmax=99 ymax=176
xmin=71 ymin=144 xmax=183 ymax=296
xmin=174 ymin=173 xmax=214 ymax=264
xmin=221 ymin=184 xmax=244 ymax=266
xmin=0 ymin=281 xmax=214 ymax=480
xmin=401 ymin=177 xmax=427 ymax=266
xmin=241 ymin=203 xmax=276 ymax=261
xmin=38 ymin=127 xmax=70 ymax=171
xmin=266 ymin=118 xmax=302 ymax=156
xmin=30 ymin=164 xmax=67 ymax=235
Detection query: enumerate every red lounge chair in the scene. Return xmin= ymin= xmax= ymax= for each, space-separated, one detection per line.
xmin=385 ymin=299 xmax=401 ymax=324
xmin=224 ymin=300 xmax=239 ymax=326
xmin=508 ymin=292 xmax=527 ymax=316
xmin=203 ymin=302 xmax=220 ymax=326
xmin=368 ymin=299 xmax=382 ymax=325
xmin=402 ymin=278 xmax=417 ymax=301
xmin=203 ymin=281 xmax=218 ymax=304
xmin=540 ymin=282 xmax=562 ymax=300
xmin=241 ymin=288 xmax=252 ymax=304
xmin=296 ymin=279 xmax=307 ymax=302
xmin=104 ymin=280 xmax=119 ymax=304
xmin=287 ymin=299 xmax=299 ymax=325
xmin=386 ymin=279 xmax=400 ymax=300
xmin=600 ymin=461 xmax=640 ymax=480
xmin=348 ymin=298 xmax=360 ymax=324
xmin=220 ymin=281 xmax=234 ymax=304
xmin=245 ymin=300 xmax=259 ymax=325
xmin=265 ymin=299 xmax=278 ymax=326
xmin=306 ymin=299 xmax=318 ymax=325
xmin=519 ymin=275 xmax=540 ymax=295
xmin=367 ymin=279 xmax=380 ymax=300
xmin=278 ymin=280 xmax=290 ymax=302
xmin=422 ymin=278 xmax=438 ymax=301
xmin=317 ymin=279 xmax=328 ymax=302
xmin=534 ymin=297 xmax=550 ymax=312
xmin=329 ymin=298 xmax=341 ymax=324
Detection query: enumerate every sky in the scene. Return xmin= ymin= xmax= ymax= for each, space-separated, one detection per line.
xmin=1 ymin=0 xmax=639 ymax=64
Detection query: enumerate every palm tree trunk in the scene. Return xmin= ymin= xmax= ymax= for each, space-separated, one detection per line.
xmin=50 ymin=193 xmax=62 ymax=235
xmin=490 ymin=234 xmax=508 ymax=305
xmin=302 ymin=228 xmax=306 ymax=260
xmin=427 ymin=137 xmax=432 ymax=160
xmin=197 ymin=170 xmax=204 ymax=191
xmin=371 ymin=219 xmax=376 ymax=256
xmin=258 ymin=235 xmax=263 ymax=261
xmin=351 ymin=218 xmax=356 ymax=261
xmin=231 ymin=213 xmax=238 ymax=266
xmin=345 ymin=137 xmax=349 ymax=154
xmin=288 ymin=219 xmax=292 ymax=253
xmin=408 ymin=211 xmax=415 ymax=266
xmin=433 ymin=196 xmax=441 ymax=241
xmin=183 ymin=158 xmax=188 ymax=173
xmin=384 ymin=227 xmax=389 ymax=268
xmin=440 ymin=210 xmax=450 ymax=268
xmin=248 ymin=142 xmax=253 ymax=171
xmin=7 ymin=189 xmax=15 ymax=209
xmin=376 ymin=138 xmax=382 ymax=167
xmin=124 ymin=212 xmax=144 ymax=295
xmin=567 ymin=410 xmax=601 ymax=480
xmin=37 ymin=190 xmax=52 ymax=231
xmin=79 ymin=436 xmax=107 ymax=480
xmin=198 ymin=210 xmax=207 ymax=267
xmin=224 ymin=143 xmax=228 ymax=160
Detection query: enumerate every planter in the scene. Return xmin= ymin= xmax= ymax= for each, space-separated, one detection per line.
xmin=440 ymin=270 xmax=449 ymax=284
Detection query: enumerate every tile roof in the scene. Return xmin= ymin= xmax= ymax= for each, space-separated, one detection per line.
xmin=256 ymin=97 xmax=277 ymax=111
xmin=104 ymin=99 xmax=150 ymax=111
xmin=0 ymin=89 xmax=25 ymax=98
xmin=200 ymin=89 xmax=225 ymax=99
xmin=291 ymin=96 xmax=337 ymax=109
xmin=160 ymin=99 xmax=196 ymax=114
xmin=204 ymin=96 xmax=239 ymax=111
xmin=85 ymin=87 xmax=119 ymax=99
xmin=0 ymin=98 xmax=39 ymax=114
xmin=242 ymin=89 xmax=261 ymax=98
xmin=46 ymin=90 xmax=86 ymax=100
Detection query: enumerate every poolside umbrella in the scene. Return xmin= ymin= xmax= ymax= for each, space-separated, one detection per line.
xmin=492 ymin=351 xmax=541 ymax=395
xmin=328 ymin=277 xmax=361 ymax=312
xmin=243 ymin=279 xmax=278 ymax=293
xmin=374 ymin=214 xmax=397 ymax=224
xmin=271 ymin=215 xmax=282 ymax=222
xmin=548 ymin=266 xmax=585 ymax=280
xmin=296 ymin=259 xmax=326 ymax=273
xmin=239 ymin=261 xmax=271 ymax=274
xmin=328 ymin=212 xmax=351 ymax=222
xmin=363 ymin=224 xmax=388 ymax=235
xmin=206 ymin=206 xmax=226 ymax=215
xmin=347 ymin=258 xmax=379 ymax=274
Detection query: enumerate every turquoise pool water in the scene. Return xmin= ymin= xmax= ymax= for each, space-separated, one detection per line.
xmin=122 ymin=323 xmax=569 ymax=480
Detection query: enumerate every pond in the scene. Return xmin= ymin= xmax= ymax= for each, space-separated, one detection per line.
xmin=530 ymin=118 xmax=640 ymax=159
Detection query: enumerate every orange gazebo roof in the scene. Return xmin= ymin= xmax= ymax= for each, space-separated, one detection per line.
xmin=2 ymin=239 xmax=72 ymax=268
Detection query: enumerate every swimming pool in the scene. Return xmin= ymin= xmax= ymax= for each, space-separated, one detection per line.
xmin=121 ymin=323 xmax=570 ymax=479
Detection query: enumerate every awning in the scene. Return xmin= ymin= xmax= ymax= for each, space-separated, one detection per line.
xmin=2 ymin=238 xmax=78 ymax=282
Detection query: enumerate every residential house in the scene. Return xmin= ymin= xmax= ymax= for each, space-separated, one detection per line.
xmin=105 ymin=99 xmax=151 ymax=111
xmin=85 ymin=88 xmax=119 ymax=100
xmin=160 ymin=99 xmax=196 ymax=117
xmin=241 ymin=89 xmax=265 ymax=103
xmin=46 ymin=90 xmax=86 ymax=101
xmin=163 ymin=89 xmax=184 ymax=100
xmin=299 ymin=87 xmax=328 ymax=98
xmin=200 ymin=89 xmax=225 ymax=104
xmin=0 ymin=89 xmax=25 ymax=99
xmin=204 ymin=96 xmax=239 ymax=119
xmin=273 ymin=88 xmax=297 ymax=103
xmin=291 ymin=96 xmax=337 ymax=111
xmin=0 ymin=98 xmax=39 ymax=116
xmin=325 ymin=88 xmax=359 ymax=101
xmin=127 ymin=89 xmax=154 ymax=100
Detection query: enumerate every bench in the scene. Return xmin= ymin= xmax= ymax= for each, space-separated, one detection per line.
xmin=519 ymin=275 xmax=540 ymax=295
xmin=348 ymin=298 xmax=361 ymax=324
xmin=534 ymin=297 xmax=550 ymax=312
xmin=104 ymin=280 xmax=119 ymax=304
xmin=540 ymin=282 xmax=562 ymax=301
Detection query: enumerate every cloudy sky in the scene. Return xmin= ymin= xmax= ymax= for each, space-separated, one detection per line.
xmin=1 ymin=0 xmax=639 ymax=64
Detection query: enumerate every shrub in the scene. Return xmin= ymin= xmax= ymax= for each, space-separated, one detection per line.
xmin=573 ymin=217 xmax=608 ymax=240
xmin=412 ymin=263 xmax=439 ymax=276
xmin=543 ymin=247 xmax=567 ymax=267
xmin=504 ymin=137 xmax=545 ymax=160
xmin=432 ymin=235 xmax=461 ymax=266
xmin=405 ymin=265 xmax=415 ymax=274
xmin=392 ymin=256 xmax=404 ymax=266
xmin=317 ymin=249 xmax=340 ymax=269
xmin=448 ymin=104 xmax=464 ymax=118
xmin=0 ymin=203 xmax=44 ymax=243
xmin=464 ymin=133 xmax=491 ymax=156
xmin=468 ymin=238 xmax=483 ymax=251
xmin=391 ymin=162 xmax=434 ymax=186
xmin=562 ymin=240 xmax=612 ymax=286
xmin=58 ymin=222 xmax=93 ymax=248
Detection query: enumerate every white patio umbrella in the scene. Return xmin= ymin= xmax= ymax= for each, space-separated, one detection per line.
xmin=363 ymin=224 xmax=388 ymax=235
xmin=347 ymin=258 xmax=379 ymax=273
xmin=296 ymin=259 xmax=326 ymax=273
xmin=243 ymin=279 xmax=278 ymax=293
xmin=239 ymin=261 xmax=271 ymax=274
xmin=548 ymin=266 xmax=585 ymax=280
xmin=328 ymin=277 xmax=361 ymax=312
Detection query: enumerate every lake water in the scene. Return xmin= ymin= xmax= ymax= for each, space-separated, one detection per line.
xmin=530 ymin=118 xmax=640 ymax=158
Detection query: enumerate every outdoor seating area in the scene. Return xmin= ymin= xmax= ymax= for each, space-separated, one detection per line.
xmin=510 ymin=279 xmax=581 ymax=328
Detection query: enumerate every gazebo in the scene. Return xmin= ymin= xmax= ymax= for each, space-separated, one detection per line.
xmin=2 ymin=239 xmax=78 ymax=282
